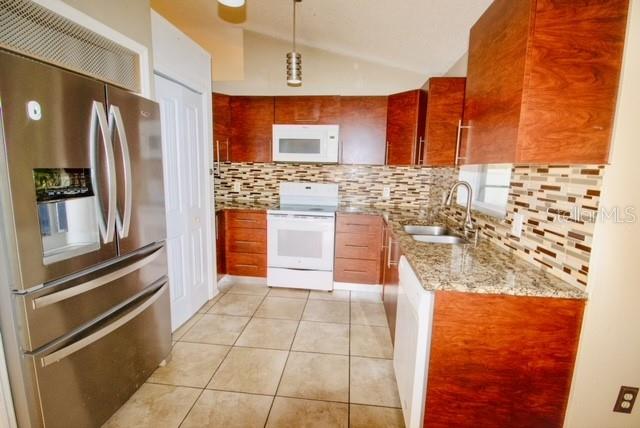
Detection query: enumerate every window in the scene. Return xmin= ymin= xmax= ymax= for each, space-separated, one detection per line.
xmin=457 ymin=164 xmax=512 ymax=218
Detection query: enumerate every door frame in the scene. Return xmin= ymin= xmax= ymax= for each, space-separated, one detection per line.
xmin=151 ymin=11 xmax=217 ymax=302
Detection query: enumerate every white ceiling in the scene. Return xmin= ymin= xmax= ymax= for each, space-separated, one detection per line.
xmin=153 ymin=0 xmax=493 ymax=76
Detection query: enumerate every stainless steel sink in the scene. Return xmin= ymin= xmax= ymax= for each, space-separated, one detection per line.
xmin=403 ymin=225 xmax=451 ymax=236
xmin=412 ymin=235 xmax=468 ymax=244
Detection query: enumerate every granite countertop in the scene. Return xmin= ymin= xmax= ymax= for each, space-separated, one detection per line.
xmin=216 ymin=199 xmax=588 ymax=300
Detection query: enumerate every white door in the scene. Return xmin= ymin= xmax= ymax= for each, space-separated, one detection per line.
xmin=155 ymin=75 xmax=211 ymax=330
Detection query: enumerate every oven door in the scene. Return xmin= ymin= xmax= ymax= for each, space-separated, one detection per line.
xmin=267 ymin=213 xmax=335 ymax=271
xmin=272 ymin=125 xmax=339 ymax=163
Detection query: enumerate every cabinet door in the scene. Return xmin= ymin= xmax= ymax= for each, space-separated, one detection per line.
xmin=461 ymin=0 xmax=533 ymax=165
xmin=386 ymin=89 xmax=426 ymax=165
xmin=340 ymin=96 xmax=387 ymax=165
xmin=274 ymin=96 xmax=340 ymax=124
xmin=423 ymin=78 xmax=466 ymax=166
xmin=230 ymin=96 xmax=274 ymax=162
xmin=213 ymin=93 xmax=231 ymax=161
xmin=215 ymin=211 xmax=226 ymax=279
xmin=382 ymin=225 xmax=400 ymax=342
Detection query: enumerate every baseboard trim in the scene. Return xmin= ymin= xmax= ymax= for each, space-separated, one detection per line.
xmin=217 ymin=275 xmax=383 ymax=294
xmin=333 ymin=282 xmax=383 ymax=293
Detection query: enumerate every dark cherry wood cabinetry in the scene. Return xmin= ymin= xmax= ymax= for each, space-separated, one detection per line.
xmin=224 ymin=210 xmax=267 ymax=277
xmin=381 ymin=221 xmax=400 ymax=342
xmin=230 ymin=96 xmax=274 ymax=163
xmin=334 ymin=214 xmax=384 ymax=284
xmin=462 ymin=0 xmax=629 ymax=165
xmin=215 ymin=211 xmax=226 ymax=280
xmin=422 ymin=78 xmax=466 ymax=166
xmin=274 ymin=96 xmax=341 ymax=124
xmin=424 ymin=292 xmax=584 ymax=428
xmin=386 ymin=89 xmax=427 ymax=165
xmin=339 ymin=96 xmax=388 ymax=165
xmin=213 ymin=93 xmax=231 ymax=162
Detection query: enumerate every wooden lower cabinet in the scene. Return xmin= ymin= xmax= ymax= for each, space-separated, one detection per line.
xmin=215 ymin=210 xmax=226 ymax=280
xmin=381 ymin=222 xmax=400 ymax=342
xmin=334 ymin=213 xmax=383 ymax=284
xmin=424 ymin=292 xmax=585 ymax=428
xmin=224 ymin=210 xmax=267 ymax=277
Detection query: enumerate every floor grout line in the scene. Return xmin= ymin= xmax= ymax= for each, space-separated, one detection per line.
xmin=262 ymin=289 xmax=310 ymax=428
xmin=176 ymin=287 xmax=271 ymax=428
xmin=139 ymin=285 xmax=395 ymax=427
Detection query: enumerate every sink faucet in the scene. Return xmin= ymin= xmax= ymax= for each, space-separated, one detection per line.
xmin=444 ymin=180 xmax=475 ymax=233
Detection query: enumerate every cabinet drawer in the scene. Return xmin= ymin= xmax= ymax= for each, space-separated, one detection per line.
xmin=336 ymin=214 xmax=383 ymax=234
xmin=226 ymin=252 xmax=266 ymax=277
xmin=335 ymin=232 xmax=381 ymax=260
xmin=227 ymin=228 xmax=266 ymax=254
xmin=226 ymin=210 xmax=266 ymax=229
xmin=334 ymin=258 xmax=380 ymax=284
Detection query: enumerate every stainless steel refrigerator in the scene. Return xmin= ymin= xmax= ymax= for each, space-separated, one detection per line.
xmin=0 ymin=49 xmax=171 ymax=427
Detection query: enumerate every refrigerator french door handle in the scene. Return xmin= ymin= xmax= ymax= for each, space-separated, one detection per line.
xmin=38 ymin=282 xmax=167 ymax=368
xmin=31 ymin=246 xmax=164 ymax=309
xmin=109 ymin=105 xmax=132 ymax=239
xmin=90 ymin=101 xmax=116 ymax=243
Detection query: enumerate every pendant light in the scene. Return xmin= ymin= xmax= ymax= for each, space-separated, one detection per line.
xmin=287 ymin=0 xmax=302 ymax=86
xmin=218 ymin=0 xmax=245 ymax=7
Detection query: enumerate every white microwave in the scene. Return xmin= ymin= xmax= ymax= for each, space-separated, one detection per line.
xmin=272 ymin=124 xmax=340 ymax=163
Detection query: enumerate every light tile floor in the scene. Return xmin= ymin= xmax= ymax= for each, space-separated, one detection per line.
xmin=103 ymin=280 xmax=404 ymax=428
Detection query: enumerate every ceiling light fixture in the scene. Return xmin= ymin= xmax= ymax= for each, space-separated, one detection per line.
xmin=286 ymin=0 xmax=302 ymax=86
xmin=218 ymin=0 xmax=245 ymax=7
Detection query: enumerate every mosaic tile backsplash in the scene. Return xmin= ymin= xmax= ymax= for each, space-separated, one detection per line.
xmin=444 ymin=165 xmax=604 ymax=288
xmin=214 ymin=162 xmax=457 ymax=207
xmin=215 ymin=162 xmax=605 ymax=289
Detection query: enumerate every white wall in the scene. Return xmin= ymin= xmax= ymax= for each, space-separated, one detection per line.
xmin=213 ymin=30 xmax=427 ymax=95
xmin=444 ymin=52 xmax=468 ymax=77
xmin=564 ymin=1 xmax=640 ymax=427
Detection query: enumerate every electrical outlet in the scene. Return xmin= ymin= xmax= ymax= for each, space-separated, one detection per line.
xmin=233 ymin=182 xmax=241 ymax=192
xmin=511 ymin=213 xmax=525 ymax=238
xmin=382 ymin=186 xmax=391 ymax=199
xmin=613 ymin=386 xmax=638 ymax=414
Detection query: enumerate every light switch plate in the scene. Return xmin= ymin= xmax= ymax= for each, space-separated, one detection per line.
xmin=382 ymin=186 xmax=391 ymax=199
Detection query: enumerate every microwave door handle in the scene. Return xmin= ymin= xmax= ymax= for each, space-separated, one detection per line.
xmin=109 ymin=105 xmax=132 ymax=239
xmin=90 ymin=101 xmax=116 ymax=243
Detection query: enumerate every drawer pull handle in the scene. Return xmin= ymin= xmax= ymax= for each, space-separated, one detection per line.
xmin=345 ymin=244 xmax=368 ymax=248
xmin=344 ymin=269 xmax=367 ymax=274
xmin=234 ymin=264 xmax=257 ymax=268
xmin=235 ymin=240 xmax=257 ymax=244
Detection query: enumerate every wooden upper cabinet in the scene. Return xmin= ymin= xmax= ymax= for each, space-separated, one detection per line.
xmin=386 ymin=89 xmax=427 ymax=165
xmin=274 ymin=96 xmax=341 ymax=124
xmin=229 ymin=96 xmax=274 ymax=163
xmin=339 ymin=96 xmax=388 ymax=165
xmin=213 ymin=93 xmax=231 ymax=161
xmin=462 ymin=0 xmax=629 ymax=165
xmin=422 ymin=78 xmax=466 ymax=166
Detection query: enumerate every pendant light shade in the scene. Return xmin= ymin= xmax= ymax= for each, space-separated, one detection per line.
xmin=218 ymin=0 xmax=245 ymax=7
xmin=286 ymin=51 xmax=302 ymax=86
xmin=287 ymin=0 xmax=302 ymax=86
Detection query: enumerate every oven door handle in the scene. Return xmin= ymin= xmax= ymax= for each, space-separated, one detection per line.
xmin=268 ymin=214 xmax=335 ymax=220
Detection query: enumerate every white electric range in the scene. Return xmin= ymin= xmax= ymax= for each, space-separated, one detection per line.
xmin=267 ymin=182 xmax=339 ymax=291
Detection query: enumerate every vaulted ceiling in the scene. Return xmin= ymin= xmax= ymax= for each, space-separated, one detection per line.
xmin=152 ymin=0 xmax=493 ymax=76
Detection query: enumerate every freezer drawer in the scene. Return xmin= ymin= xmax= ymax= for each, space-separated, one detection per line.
xmin=17 ymin=244 xmax=166 ymax=351
xmin=28 ymin=280 xmax=171 ymax=428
